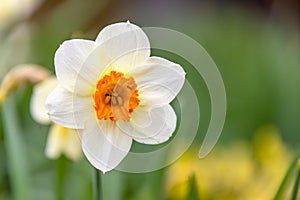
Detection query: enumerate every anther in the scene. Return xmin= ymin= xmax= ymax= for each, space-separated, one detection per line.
xmin=112 ymin=92 xmax=118 ymax=97
xmin=117 ymin=96 xmax=123 ymax=105
xmin=111 ymin=96 xmax=117 ymax=105
xmin=104 ymin=96 xmax=110 ymax=104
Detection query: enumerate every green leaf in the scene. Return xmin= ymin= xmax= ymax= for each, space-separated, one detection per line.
xmin=291 ymin=159 xmax=300 ymax=200
xmin=273 ymin=156 xmax=299 ymax=200
xmin=1 ymin=94 xmax=31 ymax=200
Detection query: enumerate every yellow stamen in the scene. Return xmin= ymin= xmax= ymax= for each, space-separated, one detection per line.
xmin=93 ymin=71 xmax=139 ymax=121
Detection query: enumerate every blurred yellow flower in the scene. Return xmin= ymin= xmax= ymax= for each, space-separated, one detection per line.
xmin=30 ymin=76 xmax=82 ymax=161
xmin=0 ymin=65 xmax=82 ymax=160
xmin=0 ymin=64 xmax=50 ymax=104
xmin=165 ymin=126 xmax=292 ymax=200
xmin=0 ymin=0 xmax=41 ymax=27
xmin=46 ymin=124 xmax=82 ymax=161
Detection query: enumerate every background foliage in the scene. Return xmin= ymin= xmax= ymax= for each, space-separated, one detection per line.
xmin=0 ymin=0 xmax=300 ymax=199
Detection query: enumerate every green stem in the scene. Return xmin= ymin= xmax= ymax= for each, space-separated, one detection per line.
xmin=56 ymin=156 xmax=67 ymax=200
xmin=93 ymin=168 xmax=102 ymax=200
xmin=291 ymin=160 xmax=300 ymax=200
xmin=187 ymin=174 xmax=199 ymax=200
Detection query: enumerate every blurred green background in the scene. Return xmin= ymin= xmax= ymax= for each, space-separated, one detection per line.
xmin=0 ymin=0 xmax=300 ymax=199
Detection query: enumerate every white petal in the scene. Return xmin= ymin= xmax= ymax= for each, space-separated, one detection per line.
xmin=96 ymin=21 xmax=148 ymax=47
xmin=45 ymin=124 xmax=63 ymax=159
xmin=144 ymin=56 xmax=185 ymax=74
xmin=95 ymin=21 xmax=150 ymax=72
xmin=30 ymin=77 xmax=57 ymax=124
xmin=45 ymin=85 xmax=94 ymax=129
xmin=117 ymin=104 xmax=177 ymax=144
xmin=127 ymin=59 xmax=185 ymax=106
xmin=54 ymin=39 xmax=96 ymax=94
xmin=81 ymin=119 xmax=132 ymax=173
xmin=75 ymin=44 xmax=113 ymax=89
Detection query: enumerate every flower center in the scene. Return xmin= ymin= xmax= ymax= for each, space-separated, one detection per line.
xmin=93 ymin=71 xmax=139 ymax=121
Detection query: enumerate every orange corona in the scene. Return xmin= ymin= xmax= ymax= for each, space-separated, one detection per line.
xmin=93 ymin=71 xmax=139 ymax=121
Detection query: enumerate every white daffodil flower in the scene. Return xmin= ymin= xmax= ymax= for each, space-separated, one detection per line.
xmin=31 ymin=77 xmax=82 ymax=161
xmin=46 ymin=21 xmax=186 ymax=173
